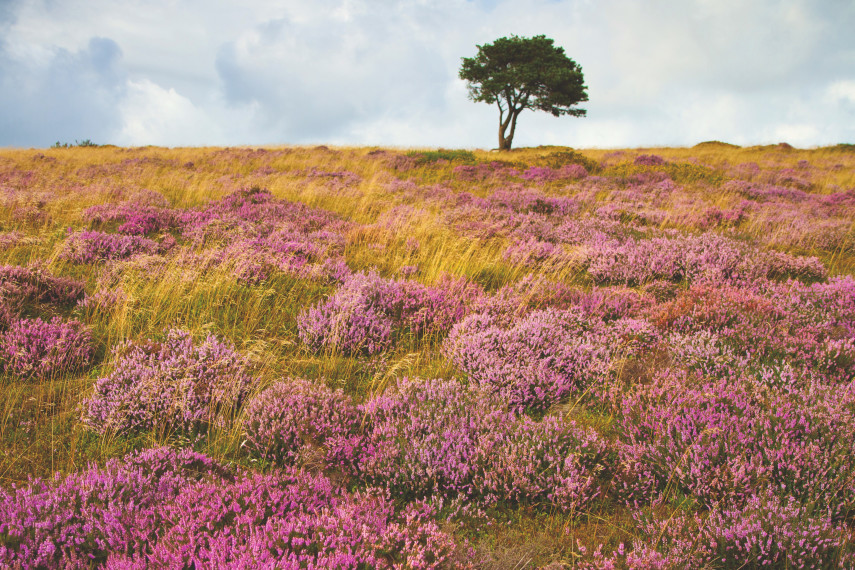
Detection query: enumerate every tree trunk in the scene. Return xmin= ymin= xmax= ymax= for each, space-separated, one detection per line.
xmin=505 ymin=109 xmax=522 ymax=150
xmin=498 ymin=129 xmax=512 ymax=150
xmin=498 ymin=108 xmax=522 ymax=151
xmin=498 ymin=114 xmax=513 ymax=150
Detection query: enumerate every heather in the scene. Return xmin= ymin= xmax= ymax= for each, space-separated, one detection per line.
xmin=243 ymin=378 xmax=360 ymax=466
xmin=0 ymin=447 xmax=459 ymax=568
xmin=82 ymin=329 xmax=255 ymax=436
xmin=298 ymin=270 xmax=484 ymax=354
xmin=0 ymin=316 xmax=93 ymax=379
xmin=1 ymin=143 xmax=854 ymax=567
xmin=356 ymin=377 xmax=606 ymax=513
xmin=445 ymin=307 xmax=657 ymax=412
xmin=60 ymin=230 xmax=164 ymax=264
xmin=0 ymin=264 xmax=84 ymax=323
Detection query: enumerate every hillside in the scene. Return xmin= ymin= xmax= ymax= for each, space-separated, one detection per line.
xmin=0 ymin=143 xmax=854 ymax=567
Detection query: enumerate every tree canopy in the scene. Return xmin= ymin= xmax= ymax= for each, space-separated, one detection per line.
xmin=459 ymin=35 xmax=588 ymax=150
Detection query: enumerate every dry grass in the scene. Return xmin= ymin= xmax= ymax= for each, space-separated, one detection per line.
xmin=0 ymin=142 xmax=853 ymax=567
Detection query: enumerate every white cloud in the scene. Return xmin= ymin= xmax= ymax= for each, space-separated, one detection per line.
xmin=0 ymin=0 xmax=853 ymax=148
xmin=0 ymin=35 xmax=126 ymax=146
xmin=772 ymin=124 xmax=822 ymax=147
xmin=117 ymin=79 xmax=223 ymax=147
xmin=827 ymin=80 xmax=855 ymax=104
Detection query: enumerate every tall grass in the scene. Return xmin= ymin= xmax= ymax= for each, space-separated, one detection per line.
xmin=0 ymin=142 xmax=853 ymax=567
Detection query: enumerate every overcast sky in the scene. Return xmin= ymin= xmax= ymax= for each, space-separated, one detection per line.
xmin=1 ymin=0 xmax=853 ymax=149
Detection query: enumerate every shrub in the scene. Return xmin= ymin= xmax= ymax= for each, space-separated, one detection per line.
xmin=82 ymin=330 xmax=255 ymax=436
xmin=298 ymin=271 xmax=483 ymax=355
xmin=176 ymin=188 xmax=349 ymax=260
xmin=536 ymin=149 xmax=599 ymax=173
xmin=0 ymin=317 xmax=93 ymax=378
xmin=653 ymin=282 xmax=855 ymax=385
xmin=0 ymin=447 xmax=234 ymax=567
xmin=243 ymin=379 xmax=360 ymax=467
xmin=83 ymin=201 xmax=176 ymax=235
xmin=584 ymin=232 xmax=827 ymax=286
xmin=0 ymin=264 xmax=85 ymax=311
xmin=599 ymin=491 xmax=849 ymax=568
xmin=0 ymin=446 xmax=459 ymax=569
xmin=614 ymin=372 xmax=855 ymax=515
xmin=354 ymin=377 xmax=607 ymax=512
xmin=634 ymin=154 xmax=665 ymax=166
xmin=445 ymin=308 xmax=658 ymax=412
xmin=60 ymin=230 xmax=162 ymax=264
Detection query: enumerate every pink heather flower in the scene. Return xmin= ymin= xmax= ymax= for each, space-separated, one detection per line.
xmin=83 ymin=201 xmax=177 ymax=235
xmin=298 ymin=271 xmax=483 ymax=355
xmin=82 ymin=329 xmax=255 ymax=436
xmin=243 ymin=378 xmax=360 ymax=467
xmin=0 ymin=316 xmax=93 ymax=379
xmin=634 ymin=154 xmax=666 ymax=166
xmin=352 ymin=377 xmax=607 ymax=512
xmin=0 ymin=447 xmax=458 ymax=568
xmin=445 ymin=307 xmax=658 ymax=412
xmin=0 ymin=264 xmax=84 ymax=310
xmin=60 ymin=230 xmax=162 ymax=264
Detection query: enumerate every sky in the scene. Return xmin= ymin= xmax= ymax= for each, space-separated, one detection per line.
xmin=0 ymin=0 xmax=853 ymax=149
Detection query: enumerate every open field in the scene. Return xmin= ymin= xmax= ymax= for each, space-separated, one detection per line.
xmin=0 ymin=142 xmax=854 ymax=567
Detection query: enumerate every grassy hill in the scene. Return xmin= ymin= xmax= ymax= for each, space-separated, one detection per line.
xmin=0 ymin=143 xmax=853 ymax=567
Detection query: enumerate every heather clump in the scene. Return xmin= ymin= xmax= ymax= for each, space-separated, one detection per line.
xmin=519 ymin=164 xmax=587 ymax=182
xmin=614 ymin=371 xmax=855 ymax=516
xmin=503 ymin=237 xmax=569 ymax=266
xmin=220 ymin=228 xmax=348 ymax=284
xmin=0 ymin=316 xmax=93 ymax=378
xmin=242 ymin=376 xmax=607 ymax=513
xmin=655 ymin=283 xmax=854 ymax=385
xmin=0 ymin=230 xmax=23 ymax=249
xmin=446 ymin=307 xmax=658 ymax=412
xmin=354 ymin=377 xmax=607 ymax=512
xmin=766 ymin=275 xmax=855 ymax=334
xmin=83 ymin=201 xmax=177 ymax=235
xmin=0 ymin=447 xmax=235 ymax=567
xmin=82 ymin=329 xmax=255 ymax=436
xmin=479 ymin=278 xmax=654 ymax=322
xmin=121 ymin=477 xmax=457 ymax=569
xmin=298 ymin=271 xmax=483 ymax=354
xmin=170 ymin=187 xmax=352 ymax=283
xmin=489 ymin=187 xmax=580 ymax=216
xmin=60 ymin=230 xmax=163 ymax=264
xmin=76 ymin=286 xmax=127 ymax=313
xmin=585 ymin=231 xmax=826 ymax=285
xmin=0 ymin=264 xmax=85 ymax=311
xmin=0 ymin=447 xmax=459 ymax=569
xmin=243 ymin=378 xmax=360 ymax=467
xmin=595 ymin=490 xmax=850 ymax=568
xmin=178 ymin=186 xmax=347 ymax=246
xmin=633 ymin=154 xmax=666 ymax=166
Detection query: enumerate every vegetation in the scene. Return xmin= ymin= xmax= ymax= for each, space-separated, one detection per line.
xmin=459 ymin=35 xmax=588 ymax=150
xmin=0 ymin=143 xmax=854 ymax=567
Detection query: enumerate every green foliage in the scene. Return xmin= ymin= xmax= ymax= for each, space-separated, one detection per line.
xmin=604 ymin=161 xmax=725 ymax=186
xmin=693 ymin=141 xmax=741 ymax=149
xmin=531 ymin=149 xmax=600 ymax=173
xmin=459 ymin=35 xmax=587 ymax=150
xmin=406 ymin=149 xmax=478 ymax=165
xmin=51 ymin=139 xmax=99 ymax=149
xmin=664 ymin=162 xmax=725 ymax=186
xmin=826 ymin=143 xmax=855 ymax=153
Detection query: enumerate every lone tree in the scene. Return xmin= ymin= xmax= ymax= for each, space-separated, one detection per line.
xmin=459 ymin=35 xmax=588 ymax=151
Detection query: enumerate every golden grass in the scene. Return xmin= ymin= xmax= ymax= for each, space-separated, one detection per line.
xmin=0 ymin=142 xmax=852 ymax=566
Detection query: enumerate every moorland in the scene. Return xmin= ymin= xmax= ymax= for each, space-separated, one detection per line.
xmin=0 ymin=142 xmax=854 ymax=567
